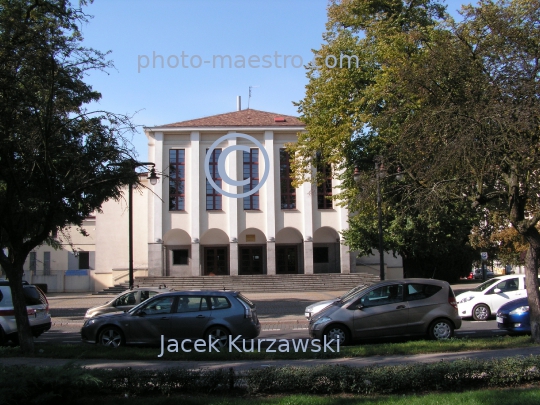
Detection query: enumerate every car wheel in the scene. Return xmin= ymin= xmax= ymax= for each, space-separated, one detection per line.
xmin=323 ymin=324 xmax=350 ymax=346
xmin=472 ymin=304 xmax=490 ymax=321
xmin=429 ymin=319 xmax=454 ymax=340
xmin=206 ymin=326 xmax=230 ymax=349
xmin=98 ymin=326 xmax=125 ymax=348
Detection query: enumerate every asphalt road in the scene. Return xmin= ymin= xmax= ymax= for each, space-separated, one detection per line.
xmin=36 ymin=288 xmax=509 ymax=345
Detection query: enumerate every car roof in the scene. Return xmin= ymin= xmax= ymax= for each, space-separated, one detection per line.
xmin=155 ymin=290 xmax=240 ymax=297
xmin=369 ymin=278 xmax=449 ymax=287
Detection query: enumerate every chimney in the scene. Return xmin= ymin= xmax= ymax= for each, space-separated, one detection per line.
xmin=237 ymin=96 xmax=241 ymax=111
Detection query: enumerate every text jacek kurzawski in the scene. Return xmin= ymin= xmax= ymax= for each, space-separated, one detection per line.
xmin=158 ymin=335 xmax=339 ymax=357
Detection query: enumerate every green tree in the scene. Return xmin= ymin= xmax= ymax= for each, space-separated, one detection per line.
xmin=0 ymin=0 xmax=138 ymax=353
xmin=292 ymin=0 xmax=540 ymax=340
xmin=290 ymin=0 xmax=475 ymax=281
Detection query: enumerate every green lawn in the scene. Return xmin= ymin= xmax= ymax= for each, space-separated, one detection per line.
xmin=0 ymin=334 xmax=534 ymax=361
xmin=75 ymin=387 xmax=540 ymax=405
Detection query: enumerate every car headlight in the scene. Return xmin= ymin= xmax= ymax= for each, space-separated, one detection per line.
xmin=458 ymin=296 xmax=475 ymax=304
xmin=312 ymin=316 xmax=332 ymax=330
xmin=509 ymin=306 xmax=529 ymax=315
xmin=83 ymin=319 xmax=97 ymax=327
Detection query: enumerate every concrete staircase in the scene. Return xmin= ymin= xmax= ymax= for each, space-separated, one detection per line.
xmin=132 ymin=273 xmax=380 ymax=292
xmin=94 ymin=282 xmax=130 ymax=295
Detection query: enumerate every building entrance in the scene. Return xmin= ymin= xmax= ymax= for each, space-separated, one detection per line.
xmin=276 ymin=246 xmax=298 ymax=273
xmin=204 ymin=247 xmax=229 ymax=275
xmin=239 ymin=246 xmax=264 ymax=275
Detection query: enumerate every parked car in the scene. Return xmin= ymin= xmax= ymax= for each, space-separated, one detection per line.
xmin=305 ymin=284 xmax=369 ymax=320
xmin=456 ymin=275 xmax=526 ymax=321
xmin=0 ymin=281 xmax=51 ymax=345
xmin=308 ymin=278 xmax=461 ymax=345
xmin=496 ymin=297 xmax=531 ymax=334
xmin=84 ymin=286 xmax=173 ymax=319
xmin=473 ymin=268 xmax=495 ymax=280
xmin=81 ymin=290 xmax=260 ymax=348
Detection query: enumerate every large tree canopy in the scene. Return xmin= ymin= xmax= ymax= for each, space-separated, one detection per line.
xmin=0 ymin=0 xmax=138 ymax=353
xmin=292 ymin=0 xmax=540 ymax=339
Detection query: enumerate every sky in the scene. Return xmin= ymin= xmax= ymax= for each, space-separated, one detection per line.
xmin=80 ymin=0 xmax=469 ymax=161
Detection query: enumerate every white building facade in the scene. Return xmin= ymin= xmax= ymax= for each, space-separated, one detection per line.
xmin=146 ymin=109 xmax=354 ymax=278
xmin=19 ymin=109 xmax=403 ymax=292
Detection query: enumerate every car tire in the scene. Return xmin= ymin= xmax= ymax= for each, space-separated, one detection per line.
xmin=428 ymin=319 xmax=454 ymax=340
xmin=98 ymin=326 xmax=125 ymax=348
xmin=323 ymin=324 xmax=350 ymax=346
xmin=472 ymin=304 xmax=490 ymax=321
xmin=206 ymin=326 xmax=230 ymax=349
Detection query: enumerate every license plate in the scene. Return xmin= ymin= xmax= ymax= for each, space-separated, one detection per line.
xmin=496 ymin=316 xmax=503 ymax=323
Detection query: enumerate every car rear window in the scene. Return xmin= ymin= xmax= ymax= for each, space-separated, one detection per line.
xmin=406 ymin=284 xmax=442 ymax=301
xmin=23 ymin=286 xmax=46 ymax=306
xmin=236 ymin=293 xmax=255 ymax=308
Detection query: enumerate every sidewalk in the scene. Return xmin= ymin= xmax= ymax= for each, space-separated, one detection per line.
xmin=2 ymin=346 xmax=540 ymax=371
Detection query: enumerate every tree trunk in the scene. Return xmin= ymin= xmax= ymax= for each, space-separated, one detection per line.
xmin=4 ymin=263 xmax=35 ymax=354
xmin=524 ymin=230 xmax=540 ymax=343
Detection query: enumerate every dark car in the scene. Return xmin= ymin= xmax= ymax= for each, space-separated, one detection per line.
xmin=496 ymin=297 xmax=530 ymax=333
xmin=309 ymin=278 xmax=461 ymax=345
xmin=81 ymin=290 xmax=260 ymax=349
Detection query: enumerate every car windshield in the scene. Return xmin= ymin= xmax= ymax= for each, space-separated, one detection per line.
xmin=473 ymin=278 xmax=500 ymax=292
xmin=339 ymin=285 xmax=368 ymax=301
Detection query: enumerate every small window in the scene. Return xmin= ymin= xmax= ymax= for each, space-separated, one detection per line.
xmin=177 ymin=296 xmax=210 ymax=313
xmin=43 ymin=252 xmax=51 ymax=275
xmin=22 ymin=287 xmax=46 ymax=306
xmin=116 ymin=292 xmax=137 ymax=306
xmin=172 ymin=250 xmax=189 ymax=265
xmin=78 ymin=252 xmax=90 ymax=269
xmin=141 ymin=296 xmax=174 ymax=315
xmin=141 ymin=290 xmax=159 ymax=302
xmin=210 ymin=296 xmax=231 ymax=310
xmin=406 ymin=284 xmax=442 ymax=301
xmin=29 ymin=252 xmax=37 ymax=274
xmin=313 ymin=247 xmax=329 ymax=264
xmin=357 ymin=284 xmax=404 ymax=308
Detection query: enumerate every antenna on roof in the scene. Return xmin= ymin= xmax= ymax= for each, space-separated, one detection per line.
xmin=248 ymin=85 xmax=259 ymax=109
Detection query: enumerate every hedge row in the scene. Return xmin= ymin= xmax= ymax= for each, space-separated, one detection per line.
xmin=3 ymin=355 xmax=540 ymax=404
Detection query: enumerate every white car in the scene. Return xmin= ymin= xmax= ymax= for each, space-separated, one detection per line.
xmin=0 ymin=281 xmax=52 ymax=345
xmin=304 ymin=284 xmax=369 ymax=319
xmin=456 ymin=275 xmax=526 ymax=321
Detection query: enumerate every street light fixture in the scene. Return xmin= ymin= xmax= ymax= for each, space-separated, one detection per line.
xmin=353 ymin=157 xmax=397 ymax=281
xmin=128 ymin=162 xmax=159 ymax=289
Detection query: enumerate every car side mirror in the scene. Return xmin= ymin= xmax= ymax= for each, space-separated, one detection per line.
xmin=493 ymin=288 xmax=501 ymax=294
xmin=136 ymin=310 xmax=146 ymax=317
xmin=356 ymin=304 xmax=364 ymax=310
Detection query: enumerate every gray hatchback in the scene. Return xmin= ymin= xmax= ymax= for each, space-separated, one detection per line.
xmin=81 ymin=290 xmax=260 ymax=349
xmin=309 ymin=278 xmax=461 ymax=345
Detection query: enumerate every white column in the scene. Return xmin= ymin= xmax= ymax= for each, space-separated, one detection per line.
xmin=190 ymin=131 xmax=201 ymax=276
xmin=148 ymin=131 xmax=163 ymax=276
xmin=227 ymin=132 xmax=239 ymax=276
xmin=264 ymin=131 xmax=276 ymax=275
xmin=302 ymin=180 xmax=314 ymax=275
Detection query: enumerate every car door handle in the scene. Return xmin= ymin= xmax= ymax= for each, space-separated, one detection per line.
xmin=160 ymin=317 xmax=169 ymax=320
xmin=396 ymin=305 xmax=406 ymax=309
xmin=196 ymin=315 xmax=205 ymax=318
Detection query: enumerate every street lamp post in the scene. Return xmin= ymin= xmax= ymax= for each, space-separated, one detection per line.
xmin=127 ymin=162 xmax=159 ymax=289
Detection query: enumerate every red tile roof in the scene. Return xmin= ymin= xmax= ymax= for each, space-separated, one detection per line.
xmin=161 ymin=109 xmax=304 ymax=127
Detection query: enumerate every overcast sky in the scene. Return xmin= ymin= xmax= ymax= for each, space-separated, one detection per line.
xmin=80 ymin=0 xmax=470 ymax=160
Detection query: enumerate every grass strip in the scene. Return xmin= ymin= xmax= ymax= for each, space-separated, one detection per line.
xmin=0 ymin=334 xmax=534 ymax=361
xmin=74 ymin=387 xmax=540 ymax=405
